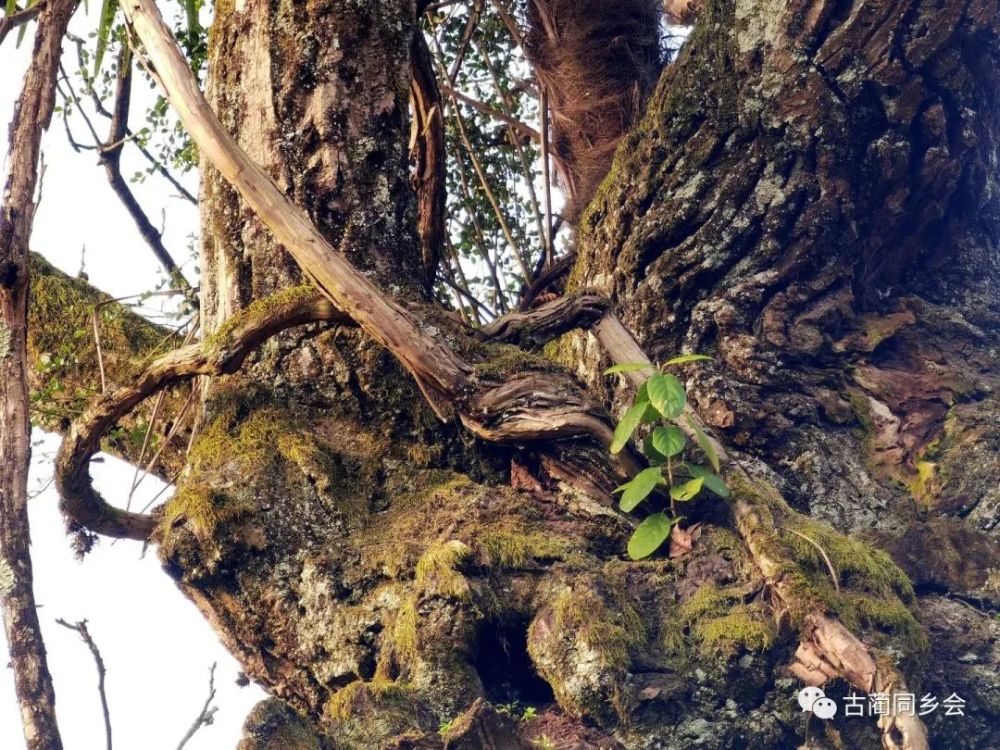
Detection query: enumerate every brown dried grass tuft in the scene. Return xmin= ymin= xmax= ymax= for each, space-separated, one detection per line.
xmin=525 ymin=0 xmax=664 ymax=221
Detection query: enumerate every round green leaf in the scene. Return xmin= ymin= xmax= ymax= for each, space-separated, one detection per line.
xmin=669 ymin=477 xmax=704 ymax=502
xmin=615 ymin=466 xmax=663 ymax=512
xmin=610 ymin=401 xmax=649 ymax=454
xmin=686 ymin=464 xmax=730 ymax=497
xmin=646 ymin=374 xmax=686 ymax=419
xmin=650 ymin=425 xmax=687 ymax=458
xmin=627 ymin=512 xmax=673 ymax=560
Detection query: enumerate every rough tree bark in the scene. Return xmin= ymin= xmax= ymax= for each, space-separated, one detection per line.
xmin=0 ymin=2 xmax=76 ymax=748
xmin=45 ymin=1 xmax=998 ymax=749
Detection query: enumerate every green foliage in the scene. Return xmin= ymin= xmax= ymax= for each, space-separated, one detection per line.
xmin=627 ymin=512 xmax=672 ymax=559
xmin=424 ymin=4 xmax=546 ymax=315
xmin=93 ymin=0 xmax=118 ymax=75
xmin=607 ymin=356 xmax=728 ymax=559
xmin=646 ymin=373 xmax=686 ymax=419
xmin=609 ymin=401 xmax=651 ymax=454
xmin=616 ymin=466 xmax=663 ymax=512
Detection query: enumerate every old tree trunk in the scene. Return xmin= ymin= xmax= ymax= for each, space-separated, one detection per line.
xmin=50 ymin=1 xmax=999 ymax=748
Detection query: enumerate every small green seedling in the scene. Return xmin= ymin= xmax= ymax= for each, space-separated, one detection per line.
xmin=605 ymin=356 xmax=728 ymax=559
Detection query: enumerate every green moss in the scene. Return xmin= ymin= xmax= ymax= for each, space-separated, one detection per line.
xmin=550 ymin=586 xmax=647 ymax=672
xmin=680 ymin=584 xmax=776 ymax=656
xmin=846 ymin=388 xmax=875 ymax=434
xmin=473 ymin=343 xmax=557 ymax=380
xmin=730 ymin=475 xmax=928 ymax=659
xmin=158 ymin=481 xmax=255 ymax=543
xmin=414 ymin=541 xmax=472 ymax=600
xmin=204 ymin=284 xmax=319 ymax=350
xmin=27 ymin=254 xmax=171 ymax=439
xmin=909 ymin=460 xmax=938 ymax=505
xmin=157 ymin=401 xmax=365 ymax=553
xmin=325 ymin=679 xmax=411 ymax=722
xmin=477 ymin=531 xmax=572 ymax=568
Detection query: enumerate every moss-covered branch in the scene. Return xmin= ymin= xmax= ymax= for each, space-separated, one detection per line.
xmin=55 ymin=285 xmax=347 ymax=540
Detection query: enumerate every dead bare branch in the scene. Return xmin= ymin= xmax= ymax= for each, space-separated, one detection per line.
xmin=122 ymin=0 xmax=472 ymax=418
xmin=174 ymin=663 xmax=218 ymax=750
xmin=56 ymin=619 xmax=113 ymax=750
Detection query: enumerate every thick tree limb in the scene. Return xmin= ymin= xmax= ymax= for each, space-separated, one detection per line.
xmin=55 ymin=288 xmax=346 ymax=540
xmin=0 ymin=2 xmax=77 ymax=748
xmin=116 ymin=0 xmax=630 ymax=468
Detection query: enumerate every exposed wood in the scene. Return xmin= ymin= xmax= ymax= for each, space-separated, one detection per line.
xmin=484 ymin=291 xmax=607 ymax=348
xmin=0 ymin=2 xmax=77 ymax=747
xmin=410 ymin=33 xmax=446 ymax=290
xmin=121 ymin=0 xmax=471 ymax=418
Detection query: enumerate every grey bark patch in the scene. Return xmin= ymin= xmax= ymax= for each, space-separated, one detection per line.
xmin=0 ymin=321 xmax=10 ymax=360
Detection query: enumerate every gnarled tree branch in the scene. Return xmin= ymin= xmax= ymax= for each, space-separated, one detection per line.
xmin=121 ymin=0 xmax=471 ymax=418
xmin=55 ymin=288 xmax=346 ymax=540
xmin=484 ymin=291 xmax=607 ymax=348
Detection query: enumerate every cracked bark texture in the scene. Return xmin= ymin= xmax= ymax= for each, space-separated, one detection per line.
xmin=568 ymin=0 xmax=1000 ymax=746
xmin=134 ymin=1 xmax=1000 ymax=749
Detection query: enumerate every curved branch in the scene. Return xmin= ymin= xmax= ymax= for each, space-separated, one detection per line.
xmin=55 ymin=289 xmax=347 ymax=540
xmin=484 ymin=291 xmax=607 ymax=348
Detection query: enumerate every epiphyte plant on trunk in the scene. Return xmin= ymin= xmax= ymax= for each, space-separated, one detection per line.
xmin=606 ymin=355 xmax=729 ymax=559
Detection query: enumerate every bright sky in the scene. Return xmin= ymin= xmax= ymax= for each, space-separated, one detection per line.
xmin=1 ymin=5 xmax=267 ymax=748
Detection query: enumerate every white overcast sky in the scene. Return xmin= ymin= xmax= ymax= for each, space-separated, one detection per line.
xmin=1 ymin=4 xmax=267 ymax=748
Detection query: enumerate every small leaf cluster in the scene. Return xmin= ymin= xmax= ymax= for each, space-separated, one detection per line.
xmin=605 ymin=357 xmax=729 ymax=560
